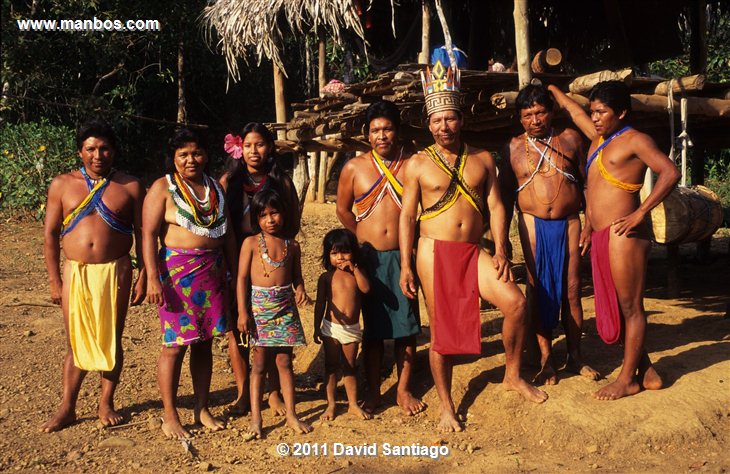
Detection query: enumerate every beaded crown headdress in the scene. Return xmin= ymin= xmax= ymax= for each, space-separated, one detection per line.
xmin=420 ymin=59 xmax=462 ymax=116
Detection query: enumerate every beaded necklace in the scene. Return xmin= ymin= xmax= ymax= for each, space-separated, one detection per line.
xmin=167 ymin=173 xmax=227 ymax=238
xmin=258 ymin=232 xmax=290 ymax=277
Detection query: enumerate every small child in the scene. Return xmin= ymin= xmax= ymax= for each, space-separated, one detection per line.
xmin=313 ymin=229 xmax=372 ymax=420
xmin=237 ymin=189 xmax=311 ymax=437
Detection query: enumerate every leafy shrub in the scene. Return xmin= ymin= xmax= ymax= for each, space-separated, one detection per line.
xmin=706 ymin=161 xmax=730 ymax=227
xmin=0 ymin=121 xmax=77 ymax=219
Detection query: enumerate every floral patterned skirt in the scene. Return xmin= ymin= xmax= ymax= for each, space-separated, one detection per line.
xmin=250 ymin=285 xmax=305 ymax=347
xmin=157 ymin=247 xmax=228 ymax=348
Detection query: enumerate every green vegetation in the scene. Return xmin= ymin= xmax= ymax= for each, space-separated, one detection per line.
xmin=0 ymin=121 xmax=76 ymax=218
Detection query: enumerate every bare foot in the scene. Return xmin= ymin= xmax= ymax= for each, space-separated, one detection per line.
xmin=396 ymin=390 xmax=427 ymax=416
xmin=503 ymin=376 xmax=549 ymax=403
xmin=565 ymin=355 xmax=601 ymax=381
xmin=438 ymin=408 xmax=463 ymax=433
xmin=321 ymin=404 xmax=336 ymax=421
xmin=638 ymin=354 xmax=663 ymax=391
xmin=592 ymin=379 xmax=641 ymax=401
xmin=40 ymin=407 xmax=76 ymax=433
xmin=360 ymin=392 xmax=381 ymax=413
xmin=267 ymin=391 xmax=287 ymax=416
xmin=98 ymin=404 xmax=124 ymax=428
xmin=286 ymin=415 xmax=313 ymax=434
xmin=194 ymin=407 xmax=225 ymax=432
xmin=640 ymin=366 xmax=663 ymax=391
xmin=246 ymin=419 xmax=263 ymax=440
xmin=161 ymin=414 xmax=191 ymax=439
xmin=224 ymin=398 xmax=250 ymax=418
xmin=533 ymin=362 xmax=558 ymax=386
xmin=348 ymin=404 xmax=372 ymax=420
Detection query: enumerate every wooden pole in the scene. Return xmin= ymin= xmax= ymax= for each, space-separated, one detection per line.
xmin=318 ymin=31 xmax=327 ymax=94
xmin=513 ymin=0 xmax=531 ymax=89
xmin=317 ymin=151 xmax=328 ymax=203
xmin=434 ymin=0 xmax=457 ymax=68
xmin=292 ymin=153 xmax=311 ymax=207
xmin=419 ymin=0 xmax=430 ymax=64
xmin=273 ymin=63 xmax=287 ymax=140
xmin=306 ymin=151 xmax=318 ymax=202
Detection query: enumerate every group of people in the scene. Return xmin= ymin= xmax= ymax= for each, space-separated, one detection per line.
xmin=41 ymin=59 xmax=680 ymax=439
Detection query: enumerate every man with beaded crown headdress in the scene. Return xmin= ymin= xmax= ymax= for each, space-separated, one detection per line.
xmin=399 ymin=59 xmax=548 ymax=432
xmin=499 ymin=84 xmax=600 ymax=386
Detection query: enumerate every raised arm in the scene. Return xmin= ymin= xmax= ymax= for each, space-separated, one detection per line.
xmin=335 ymin=160 xmax=357 ymax=234
xmin=484 ymin=151 xmax=514 ymax=282
xmin=141 ymin=179 xmax=167 ymax=307
xmin=43 ymin=176 xmax=65 ymax=305
xmin=352 ymin=264 xmax=370 ymax=294
xmin=613 ymin=133 xmax=680 ymax=236
xmin=398 ymin=156 xmax=421 ymax=299
xmin=548 ymin=84 xmax=597 ymax=141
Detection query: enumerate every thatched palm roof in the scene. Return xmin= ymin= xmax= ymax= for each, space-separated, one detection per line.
xmin=202 ymin=0 xmax=374 ymax=81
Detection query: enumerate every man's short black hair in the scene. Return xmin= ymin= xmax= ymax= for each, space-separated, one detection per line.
xmin=589 ymin=80 xmax=632 ymax=117
xmin=365 ymin=100 xmax=401 ymax=134
xmin=76 ymin=119 xmax=118 ymax=152
xmin=515 ymin=84 xmax=554 ymax=113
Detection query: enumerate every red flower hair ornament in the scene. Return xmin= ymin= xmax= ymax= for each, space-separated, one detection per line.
xmin=224 ymin=134 xmax=243 ymax=160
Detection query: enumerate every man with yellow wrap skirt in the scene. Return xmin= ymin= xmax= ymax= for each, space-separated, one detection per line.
xmin=42 ymin=119 xmax=146 ymax=432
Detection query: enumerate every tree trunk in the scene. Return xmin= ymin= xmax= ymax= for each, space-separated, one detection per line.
xmin=513 ymin=0 xmax=531 ymax=89
xmin=434 ymin=0 xmax=457 ymax=69
xmin=318 ymin=31 xmax=327 ymax=94
xmin=419 ymin=0 xmax=430 ymax=64
xmin=177 ymin=37 xmax=187 ymax=125
xmin=273 ymin=63 xmax=287 ymax=140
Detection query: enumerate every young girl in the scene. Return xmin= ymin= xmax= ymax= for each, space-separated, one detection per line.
xmin=313 ymin=229 xmax=372 ymax=420
xmin=220 ymin=122 xmax=299 ymax=416
xmin=237 ymin=189 xmax=311 ymax=437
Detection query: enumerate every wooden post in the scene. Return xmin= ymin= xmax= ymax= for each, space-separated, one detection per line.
xmin=273 ymin=63 xmax=287 ymax=140
xmin=419 ymin=0 xmax=430 ymax=64
xmin=292 ymin=153 xmax=311 ymax=208
xmin=317 ymin=151 xmax=328 ymax=203
xmin=513 ymin=0 xmax=531 ymax=89
xmin=318 ymin=31 xmax=327 ymax=94
xmin=306 ymin=151 xmax=318 ymax=202
xmin=434 ymin=0 xmax=457 ymax=68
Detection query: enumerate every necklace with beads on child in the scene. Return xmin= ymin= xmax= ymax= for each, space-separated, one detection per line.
xmin=258 ymin=232 xmax=290 ymax=277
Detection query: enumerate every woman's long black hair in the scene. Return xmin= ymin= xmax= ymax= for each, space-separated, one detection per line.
xmin=222 ymin=122 xmax=295 ymax=242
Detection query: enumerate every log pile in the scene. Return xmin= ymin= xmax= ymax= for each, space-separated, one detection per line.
xmin=273 ymin=64 xmax=730 ymax=154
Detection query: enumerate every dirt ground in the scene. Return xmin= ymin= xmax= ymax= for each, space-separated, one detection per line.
xmin=1 ymin=202 xmax=729 ymax=473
